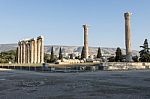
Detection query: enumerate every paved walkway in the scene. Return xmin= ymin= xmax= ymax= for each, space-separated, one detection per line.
xmin=0 ymin=68 xmax=150 ymax=99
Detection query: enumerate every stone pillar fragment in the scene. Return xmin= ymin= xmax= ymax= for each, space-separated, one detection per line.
xmin=124 ymin=12 xmax=132 ymax=62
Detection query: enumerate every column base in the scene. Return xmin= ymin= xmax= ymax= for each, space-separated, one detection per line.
xmin=126 ymin=54 xmax=133 ymax=62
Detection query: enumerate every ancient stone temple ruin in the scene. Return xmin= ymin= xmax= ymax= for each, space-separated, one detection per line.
xmin=17 ymin=36 xmax=44 ymax=64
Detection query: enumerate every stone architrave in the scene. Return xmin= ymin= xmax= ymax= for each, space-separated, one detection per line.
xmin=124 ymin=12 xmax=132 ymax=62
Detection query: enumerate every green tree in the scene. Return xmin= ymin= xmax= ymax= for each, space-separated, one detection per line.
xmin=81 ymin=46 xmax=85 ymax=59
xmin=108 ymin=56 xmax=115 ymax=62
xmin=0 ymin=50 xmax=17 ymax=63
xmin=70 ymin=54 xmax=73 ymax=59
xmin=132 ymin=55 xmax=139 ymax=62
xmin=58 ymin=47 xmax=63 ymax=60
xmin=115 ymin=47 xmax=122 ymax=62
xmin=139 ymin=39 xmax=150 ymax=62
xmin=44 ymin=53 xmax=50 ymax=63
xmin=97 ymin=47 xmax=102 ymax=58
xmin=50 ymin=46 xmax=55 ymax=62
xmin=140 ymin=39 xmax=149 ymax=52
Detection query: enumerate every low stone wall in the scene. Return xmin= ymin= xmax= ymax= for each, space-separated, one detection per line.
xmin=101 ymin=62 xmax=150 ymax=70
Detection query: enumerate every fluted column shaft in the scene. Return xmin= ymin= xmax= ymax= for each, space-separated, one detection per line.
xmin=23 ymin=41 xmax=26 ymax=64
xmin=17 ymin=42 xmax=21 ymax=64
xmin=27 ymin=42 xmax=30 ymax=63
xmin=34 ymin=39 xmax=37 ymax=63
xmin=40 ymin=38 xmax=44 ymax=63
xmin=124 ymin=12 xmax=132 ymax=62
xmin=30 ymin=40 xmax=34 ymax=63
xmin=83 ymin=24 xmax=89 ymax=59
xmin=37 ymin=39 xmax=41 ymax=63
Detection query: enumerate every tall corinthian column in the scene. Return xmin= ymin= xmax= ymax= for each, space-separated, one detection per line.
xmin=20 ymin=42 xmax=23 ymax=64
xmin=34 ymin=39 xmax=37 ymax=63
xmin=40 ymin=36 xmax=44 ymax=63
xmin=30 ymin=39 xmax=34 ymax=64
xmin=83 ymin=24 xmax=89 ymax=59
xmin=37 ymin=38 xmax=41 ymax=63
xmin=17 ymin=42 xmax=21 ymax=63
xmin=22 ymin=41 xmax=26 ymax=64
xmin=37 ymin=36 xmax=44 ymax=63
xmin=124 ymin=12 xmax=132 ymax=62
xmin=27 ymin=41 xmax=30 ymax=63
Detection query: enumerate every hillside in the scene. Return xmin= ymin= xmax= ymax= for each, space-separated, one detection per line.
xmin=0 ymin=44 xmax=139 ymax=56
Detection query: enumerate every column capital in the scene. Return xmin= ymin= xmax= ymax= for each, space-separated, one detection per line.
xmin=83 ymin=24 xmax=89 ymax=28
xmin=124 ymin=12 xmax=132 ymax=19
xmin=37 ymin=35 xmax=44 ymax=40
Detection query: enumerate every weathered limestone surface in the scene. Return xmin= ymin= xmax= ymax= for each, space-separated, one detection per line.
xmin=30 ymin=39 xmax=34 ymax=64
xmin=17 ymin=36 xmax=44 ymax=64
xmin=83 ymin=24 xmax=89 ymax=59
xmin=124 ymin=12 xmax=132 ymax=62
xmin=101 ymin=62 xmax=150 ymax=70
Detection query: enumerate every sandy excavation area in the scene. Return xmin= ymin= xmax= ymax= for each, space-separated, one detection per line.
xmin=0 ymin=68 xmax=150 ymax=99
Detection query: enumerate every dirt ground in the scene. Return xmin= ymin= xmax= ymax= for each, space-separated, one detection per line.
xmin=0 ymin=69 xmax=150 ymax=99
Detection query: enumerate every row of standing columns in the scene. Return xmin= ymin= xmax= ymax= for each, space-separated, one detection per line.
xmin=17 ymin=36 xmax=44 ymax=64
xmin=83 ymin=12 xmax=133 ymax=62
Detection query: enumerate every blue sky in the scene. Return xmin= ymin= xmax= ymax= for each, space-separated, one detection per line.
xmin=0 ymin=0 xmax=150 ymax=50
